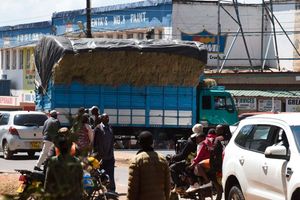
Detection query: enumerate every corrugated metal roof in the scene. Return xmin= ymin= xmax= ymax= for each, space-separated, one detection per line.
xmin=228 ymin=90 xmax=300 ymax=98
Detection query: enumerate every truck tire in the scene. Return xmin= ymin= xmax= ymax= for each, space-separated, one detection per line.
xmin=3 ymin=141 xmax=13 ymax=159
xmin=228 ymin=186 xmax=245 ymax=200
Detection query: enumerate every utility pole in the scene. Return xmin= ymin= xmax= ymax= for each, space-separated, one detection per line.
xmin=86 ymin=0 xmax=92 ymax=38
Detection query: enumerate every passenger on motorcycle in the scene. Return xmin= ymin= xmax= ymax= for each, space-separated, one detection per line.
xmin=44 ymin=127 xmax=84 ymax=200
xmin=169 ymin=124 xmax=206 ymax=192
xmin=186 ymin=128 xmax=217 ymax=193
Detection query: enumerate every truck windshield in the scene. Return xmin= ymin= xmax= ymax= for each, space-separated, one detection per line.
xmin=214 ymin=96 xmax=234 ymax=111
xmin=291 ymin=126 xmax=300 ymax=153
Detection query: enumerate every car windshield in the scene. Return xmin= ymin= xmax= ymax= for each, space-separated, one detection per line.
xmin=291 ymin=126 xmax=300 ymax=152
xmin=14 ymin=114 xmax=48 ymax=127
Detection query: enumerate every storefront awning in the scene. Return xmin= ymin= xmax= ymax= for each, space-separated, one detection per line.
xmin=228 ymin=90 xmax=300 ymax=98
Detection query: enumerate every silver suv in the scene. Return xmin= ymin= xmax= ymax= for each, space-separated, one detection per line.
xmin=0 ymin=111 xmax=48 ymax=159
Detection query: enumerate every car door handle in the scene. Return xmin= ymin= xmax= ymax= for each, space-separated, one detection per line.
xmin=239 ymin=157 xmax=245 ymax=166
xmin=286 ymin=167 xmax=293 ymax=178
xmin=262 ymin=163 xmax=268 ymax=175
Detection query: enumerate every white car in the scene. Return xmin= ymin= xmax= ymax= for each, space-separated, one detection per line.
xmin=0 ymin=111 xmax=48 ymax=159
xmin=222 ymin=113 xmax=300 ymax=200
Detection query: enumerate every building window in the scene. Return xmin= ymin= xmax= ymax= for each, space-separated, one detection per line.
xmin=26 ymin=49 xmax=31 ymax=69
xmin=127 ymin=34 xmax=133 ymax=39
xmin=12 ymin=50 xmax=16 ymax=70
xmin=107 ymin=34 xmax=113 ymax=38
xmin=137 ymin=33 xmax=144 ymax=40
xmin=296 ymin=3 xmax=300 ymax=10
xmin=19 ymin=50 xmax=23 ymax=69
xmin=6 ymin=50 xmax=10 ymax=70
xmin=117 ymin=34 xmax=123 ymax=39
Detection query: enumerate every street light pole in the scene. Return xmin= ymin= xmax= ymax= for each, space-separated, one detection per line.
xmin=86 ymin=0 xmax=92 ymax=38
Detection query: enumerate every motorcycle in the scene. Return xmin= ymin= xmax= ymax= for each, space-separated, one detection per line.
xmin=15 ymin=169 xmax=44 ymax=200
xmin=82 ymin=156 xmax=119 ymax=200
xmin=15 ymin=156 xmax=118 ymax=200
xmin=168 ymin=139 xmax=223 ymax=200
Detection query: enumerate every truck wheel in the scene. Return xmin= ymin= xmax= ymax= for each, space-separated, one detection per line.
xmin=228 ymin=186 xmax=245 ymax=200
xmin=3 ymin=142 xmax=13 ymax=159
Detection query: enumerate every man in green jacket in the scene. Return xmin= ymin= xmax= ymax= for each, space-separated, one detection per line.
xmin=127 ymin=131 xmax=171 ymax=200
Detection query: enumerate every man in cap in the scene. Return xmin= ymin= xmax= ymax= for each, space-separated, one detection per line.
xmin=34 ymin=110 xmax=61 ymax=171
xmin=127 ymin=131 xmax=170 ymax=200
xmin=169 ymin=123 xmax=206 ymax=192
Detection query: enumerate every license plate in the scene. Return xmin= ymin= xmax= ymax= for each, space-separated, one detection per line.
xmin=17 ymin=183 xmax=25 ymax=193
xmin=31 ymin=142 xmax=41 ymax=149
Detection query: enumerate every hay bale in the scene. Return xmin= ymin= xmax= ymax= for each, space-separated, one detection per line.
xmin=53 ymin=51 xmax=205 ymax=86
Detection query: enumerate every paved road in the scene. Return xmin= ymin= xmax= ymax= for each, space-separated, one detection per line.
xmin=0 ymin=150 xmax=174 ymax=199
xmin=0 ymin=150 xmax=222 ymax=199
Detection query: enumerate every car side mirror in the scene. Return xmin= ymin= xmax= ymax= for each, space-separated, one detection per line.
xmin=265 ymin=145 xmax=289 ymax=160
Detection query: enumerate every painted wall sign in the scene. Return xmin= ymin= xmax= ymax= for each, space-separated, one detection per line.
xmin=236 ymin=97 xmax=257 ymax=110
xmin=258 ymin=99 xmax=281 ymax=112
xmin=0 ymin=21 xmax=52 ymax=48
xmin=286 ymin=98 xmax=300 ymax=112
xmin=53 ymin=3 xmax=172 ymax=35
xmin=181 ymin=30 xmax=227 ymax=53
xmin=0 ymin=96 xmax=17 ymax=106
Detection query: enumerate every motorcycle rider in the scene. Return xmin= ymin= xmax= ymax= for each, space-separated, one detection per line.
xmin=169 ymin=124 xmax=206 ymax=192
xmin=44 ymin=127 xmax=83 ymax=200
xmin=186 ymin=128 xmax=218 ymax=193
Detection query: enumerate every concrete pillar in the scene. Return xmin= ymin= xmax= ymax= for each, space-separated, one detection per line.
xmin=16 ymin=49 xmax=20 ymax=70
xmin=0 ymin=50 xmax=2 ymax=70
xmin=9 ymin=49 xmax=13 ymax=70
xmin=3 ymin=50 xmax=7 ymax=70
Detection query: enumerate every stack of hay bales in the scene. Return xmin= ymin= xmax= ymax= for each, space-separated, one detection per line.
xmin=54 ymin=50 xmax=205 ymax=87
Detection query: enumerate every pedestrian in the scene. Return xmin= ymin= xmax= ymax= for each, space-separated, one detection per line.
xmin=93 ymin=113 xmax=116 ymax=192
xmin=44 ymin=127 xmax=83 ymax=200
xmin=127 ymin=131 xmax=171 ymax=200
xmin=89 ymin=106 xmax=100 ymax=129
xmin=34 ymin=110 xmax=60 ymax=171
xmin=74 ymin=113 xmax=94 ymax=156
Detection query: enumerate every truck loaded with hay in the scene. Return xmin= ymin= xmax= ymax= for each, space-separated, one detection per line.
xmin=34 ymin=36 xmax=238 ymax=139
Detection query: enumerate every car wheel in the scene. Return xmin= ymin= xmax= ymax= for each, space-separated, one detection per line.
xmin=228 ymin=186 xmax=245 ymax=200
xmin=3 ymin=142 xmax=13 ymax=159
xmin=27 ymin=151 xmax=35 ymax=158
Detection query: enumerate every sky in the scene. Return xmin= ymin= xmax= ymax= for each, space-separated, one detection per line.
xmin=0 ymin=0 xmax=261 ymax=27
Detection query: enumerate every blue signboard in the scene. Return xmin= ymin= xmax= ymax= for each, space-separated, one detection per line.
xmin=52 ymin=0 xmax=172 ymax=35
xmin=0 ymin=21 xmax=53 ymax=48
xmin=181 ymin=30 xmax=227 ymax=53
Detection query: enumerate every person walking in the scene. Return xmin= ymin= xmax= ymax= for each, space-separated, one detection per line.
xmin=93 ymin=113 xmax=116 ymax=192
xmin=34 ymin=110 xmax=60 ymax=171
xmin=89 ymin=106 xmax=100 ymax=129
xmin=127 ymin=131 xmax=171 ymax=200
xmin=74 ymin=113 xmax=94 ymax=156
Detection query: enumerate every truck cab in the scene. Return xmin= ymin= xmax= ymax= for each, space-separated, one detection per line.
xmin=199 ymin=85 xmax=238 ymax=126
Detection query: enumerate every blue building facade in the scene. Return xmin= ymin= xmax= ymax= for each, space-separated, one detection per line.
xmin=52 ymin=0 xmax=172 ymax=38
xmin=0 ymin=21 xmax=53 ymax=49
xmin=0 ymin=0 xmax=172 ymax=110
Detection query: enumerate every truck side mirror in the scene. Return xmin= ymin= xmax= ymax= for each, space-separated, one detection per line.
xmin=226 ymin=105 xmax=234 ymax=113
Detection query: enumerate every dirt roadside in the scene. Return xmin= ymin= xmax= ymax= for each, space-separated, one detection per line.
xmin=0 ymin=151 xmax=134 ymax=199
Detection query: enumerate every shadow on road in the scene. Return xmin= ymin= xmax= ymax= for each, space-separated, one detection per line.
xmin=0 ymin=155 xmax=38 ymax=160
